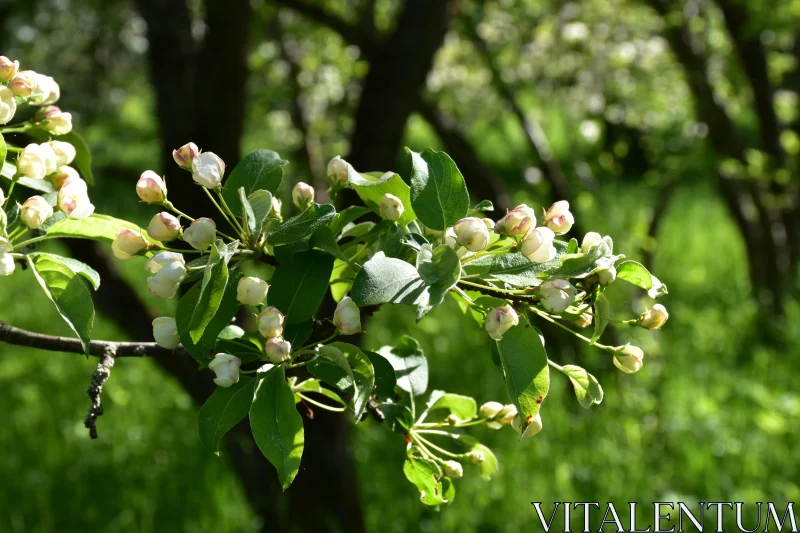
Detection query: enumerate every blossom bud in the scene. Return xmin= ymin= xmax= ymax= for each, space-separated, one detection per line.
xmin=145 ymin=252 xmax=185 ymax=274
xmin=0 ymin=86 xmax=16 ymax=125
xmin=326 ymin=155 xmax=350 ymax=187
xmin=208 ymin=353 xmax=240 ymax=388
xmin=292 ymin=182 xmax=315 ymax=210
xmin=496 ymin=204 xmax=536 ymax=236
xmin=597 ymin=266 xmax=616 ymax=286
xmin=38 ymin=142 xmax=58 ymax=175
xmin=48 ymin=165 xmax=80 ymax=189
xmin=112 ymin=229 xmax=148 ymax=260
xmin=521 ymin=227 xmax=557 ymax=263
xmin=271 ymin=197 xmax=283 ymax=220
xmin=612 ymin=345 xmax=644 ymax=374
xmin=444 ymin=228 xmax=457 ymax=248
xmin=237 ymin=276 xmax=269 ymax=306
xmin=479 ymin=401 xmax=504 ymax=420
xmin=538 ymin=279 xmax=577 ymax=313
xmin=580 ymin=231 xmax=603 ymax=253
xmin=512 ymin=413 xmax=543 ymax=438
xmin=443 ymin=460 xmax=463 ymax=479
xmin=57 ymin=176 xmax=94 ymax=218
xmin=333 ymin=296 xmax=361 ymax=335
xmin=639 ymin=304 xmax=669 ymax=330
xmin=265 ymin=337 xmax=292 ymax=364
xmin=258 ymin=306 xmax=285 ymax=338
xmin=147 ymin=212 xmax=182 ymax=242
xmin=0 ymin=237 xmax=11 ymax=254
xmin=482 ymin=218 xmax=495 ymax=230
xmin=191 ymin=152 xmax=225 ymax=188
xmin=29 ymin=74 xmax=59 ymax=106
xmin=9 ymin=70 xmax=36 ymax=98
xmin=573 ymin=312 xmax=593 ymax=328
xmin=543 ymin=200 xmax=574 ymax=234
xmin=41 ymin=109 xmax=72 ymax=136
xmin=379 ymin=193 xmax=404 ymax=221
xmin=0 ymin=254 xmax=15 ymax=276
xmin=0 ymin=188 xmax=4 ymax=206
xmin=17 ymin=144 xmax=47 ymax=180
xmin=445 ymin=414 xmax=460 ymax=425
xmin=484 ymin=306 xmax=519 ymax=340
xmin=465 ymin=450 xmax=486 ymax=465
xmin=454 ymin=217 xmax=490 ymax=252
xmin=136 ymin=170 xmax=167 ymax=203
xmin=172 ymin=142 xmax=199 ymax=170
xmin=145 ymin=252 xmax=186 ymax=298
xmin=183 ymin=217 xmax=216 ymax=251
xmin=496 ymin=404 xmax=517 ymax=426
xmin=0 ymin=57 xmax=19 ymax=82
xmin=49 ymin=141 xmax=77 ymax=167
xmin=152 ymin=317 xmax=180 ymax=349
xmin=20 ymin=195 xmax=53 ymax=229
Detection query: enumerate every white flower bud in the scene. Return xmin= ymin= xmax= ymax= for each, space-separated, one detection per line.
xmin=183 ymin=217 xmax=216 ymax=251
xmin=48 ymin=165 xmax=80 ymax=190
xmin=580 ymin=231 xmax=603 ymax=253
xmin=326 ymin=155 xmax=350 ymax=187
xmin=479 ymin=401 xmax=504 ymax=420
xmin=538 ymin=279 xmax=577 ymax=313
xmin=639 ymin=304 xmax=669 ymax=330
xmin=597 ymin=266 xmax=616 ymax=286
xmin=28 ymin=74 xmax=58 ymax=105
xmin=265 ymin=337 xmax=292 ymax=364
xmin=484 ymin=306 xmax=519 ymax=340
xmin=521 ymin=227 xmax=557 ymax=263
xmin=146 ymin=253 xmax=187 ymax=299
xmin=112 ymin=229 xmax=148 ymax=260
xmin=0 ymin=56 xmax=19 ymax=82
xmin=17 ymin=144 xmax=48 ymax=180
xmin=482 ymin=218 xmax=495 ymax=229
xmin=0 ymin=237 xmax=11 ymax=254
xmin=48 ymin=141 xmax=76 ymax=168
xmin=39 ymin=106 xmax=72 ymax=135
xmin=543 ymin=200 xmax=574 ymax=234
xmin=20 ymin=195 xmax=53 ymax=229
xmin=443 ymin=460 xmax=463 ymax=479
xmin=445 ymin=413 xmax=460 ymax=425
xmin=292 ymin=182 xmax=315 ymax=210
xmin=333 ymin=296 xmax=361 ymax=335
xmin=9 ymin=70 xmax=37 ymax=98
xmin=465 ymin=450 xmax=486 ymax=465
xmin=271 ymin=196 xmax=283 ymax=220
xmin=191 ymin=151 xmax=225 ymax=188
xmin=379 ymin=193 xmax=404 ymax=221
xmin=454 ymin=217 xmax=490 ymax=252
xmin=496 ymin=404 xmax=517 ymax=426
xmin=613 ymin=345 xmax=644 ymax=374
xmin=57 ymin=176 xmax=94 ymax=218
xmin=0 ymin=86 xmax=17 ymax=125
xmin=496 ymin=204 xmax=536 ymax=236
xmin=512 ymin=413 xmax=543 ymax=438
xmin=38 ymin=142 xmax=58 ymax=175
xmin=0 ymin=188 xmax=4 ymax=206
xmin=0 ymin=254 xmax=15 ymax=276
xmin=136 ymin=170 xmax=167 ymax=203
xmin=172 ymin=142 xmax=199 ymax=170
xmin=258 ymin=306 xmax=285 ymax=338
xmin=573 ymin=312 xmax=593 ymax=328
xmin=145 ymin=252 xmax=186 ymax=274
xmin=444 ymin=228 xmax=457 ymax=248
xmin=147 ymin=212 xmax=182 ymax=242
xmin=237 ymin=276 xmax=269 ymax=306
xmin=208 ymin=353 xmax=240 ymax=388
xmin=152 ymin=317 xmax=180 ymax=349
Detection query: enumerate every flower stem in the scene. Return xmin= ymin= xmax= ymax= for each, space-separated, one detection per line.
xmin=458 ymin=279 xmax=533 ymax=295
xmin=202 ymin=188 xmax=245 ymax=241
xmin=12 ymin=234 xmax=53 ymax=250
xmin=296 ymin=392 xmax=347 ymax=412
xmin=214 ymin=188 xmax=248 ymax=239
xmin=411 ymin=433 xmax=462 ymax=459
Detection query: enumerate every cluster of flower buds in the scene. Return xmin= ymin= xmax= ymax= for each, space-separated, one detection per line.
xmin=209 ymin=353 xmax=241 ymax=387
xmin=484 ymin=306 xmax=519 ymax=341
xmin=139 ymin=142 xmax=226 ymax=196
xmin=581 ymin=232 xmax=615 ymax=286
xmin=0 ymin=57 xmax=66 ymax=127
xmin=479 ymin=401 xmax=518 ymax=430
xmin=257 ymin=306 xmax=291 ymax=364
xmin=333 ymin=296 xmax=362 ymax=335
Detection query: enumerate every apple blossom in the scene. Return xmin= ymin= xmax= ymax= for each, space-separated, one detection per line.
xmin=208 ymin=353 xmax=240 ymax=388
xmin=0 ymin=254 xmax=15 ymax=276
xmin=112 ymin=229 xmax=148 ymax=260
xmin=17 ymin=144 xmax=48 ymax=180
xmin=512 ymin=413 xmax=543 ymax=438
xmin=379 ymin=193 xmax=404 ymax=221
xmin=327 ymin=155 xmax=350 ymax=187
xmin=20 ymin=196 xmax=53 ymax=229
xmin=152 ymin=317 xmax=180 ymax=349
xmin=292 ymin=182 xmax=315 ymax=210
xmin=136 ymin=171 xmax=167 ymax=203
xmin=183 ymin=218 xmax=216 ymax=250
xmin=580 ymin=231 xmax=603 ymax=253
xmin=0 ymin=86 xmax=16 ymax=125
xmin=612 ymin=345 xmax=644 ymax=374
xmin=57 ymin=176 xmax=94 ymax=218
xmin=538 ymin=279 xmax=577 ymax=313
xmin=454 ymin=217 xmax=490 ymax=252
xmin=237 ymin=276 xmax=269 ymax=306
xmin=258 ymin=307 xmax=285 ymax=338
xmin=543 ymin=200 xmax=574 ymax=234
xmin=265 ymin=337 xmax=292 ymax=364
xmin=597 ymin=266 xmax=616 ymax=286
xmin=479 ymin=401 xmax=504 ymax=420
xmin=484 ymin=306 xmax=519 ymax=340
xmin=639 ymin=304 xmax=669 ymax=330
xmin=147 ymin=212 xmax=182 ymax=242
xmin=9 ymin=70 xmax=36 ymax=98
xmin=496 ymin=204 xmax=536 ymax=236
xmin=191 ymin=152 xmax=225 ymax=188
xmin=333 ymin=296 xmax=361 ymax=335
xmin=145 ymin=253 xmax=187 ymax=299
xmin=443 ymin=461 xmax=463 ymax=479
xmin=172 ymin=142 xmax=199 ymax=170
xmin=521 ymin=227 xmax=557 ymax=263
xmin=0 ymin=56 xmax=19 ymax=82
xmin=48 ymin=166 xmax=80 ymax=189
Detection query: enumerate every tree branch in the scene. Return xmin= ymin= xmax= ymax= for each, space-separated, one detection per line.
xmin=272 ymin=0 xmax=378 ymax=53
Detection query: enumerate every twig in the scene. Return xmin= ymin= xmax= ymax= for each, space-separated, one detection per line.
xmin=84 ymin=347 xmax=115 ymax=439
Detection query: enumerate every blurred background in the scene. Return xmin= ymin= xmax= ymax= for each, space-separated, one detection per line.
xmin=1 ymin=0 xmax=799 ymax=531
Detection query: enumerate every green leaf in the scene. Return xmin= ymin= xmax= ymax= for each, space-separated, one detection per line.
xmin=350 ymin=171 xmax=417 ymax=225
xmin=566 ymin=238 xmax=579 ymax=254
xmin=269 ymin=249 xmax=334 ymax=323
xmin=403 ymin=453 xmax=447 ymax=506
xmin=214 ymin=338 xmax=263 ymax=364
xmin=309 ymin=226 xmax=347 ymax=261
xmin=309 ymin=345 xmax=356 ymax=393
xmin=407 ymin=148 xmax=469 ymax=231
xmin=293 ymin=379 xmax=347 ymax=408
xmin=1 ymin=161 xmax=55 ymax=193
xmin=247 ymin=189 xmax=274 ymax=237
xmin=378 ymin=336 xmax=428 ymax=397
xmin=329 ymin=205 xmax=372 ymax=236
xmin=46 ymin=214 xmax=148 ymax=242
xmin=250 ymin=366 xmax=304 ymax=491
xmin=364 ymin=350 xmax=397 ymax=403
xmin=471 ymin=199 xmax=494 ymax=212
xmin=282 ymin=321 xmax=313 ymax=347
xmin=238 ymin=187 xmax=257 ymax=239
xmin=591 ymin=292 xmax=610 ymax=343
xmin=27 ymin=129 xmax=94 ymax=185
xmin=561 ymin=365 xmax=604 ymax=408
xmin=329 ymin=342 xmax=374 ymax=421
xmin=222 ymin=150 xmax=287 ymax=216
xmin=616 ymin=259 xmax=668 ymax=298
xmin=27 ymin=252 xmax=100 ymax=290
xmin=425 ymin=390 xmax=477 ymax=420
xmin=198 ymin=376 xmax=256 ymax=454
xmin=267 ymin=203 xmax=336 ymax=246
xmin=425 ymin=432 xmax=498 ymax=480
xmin=189 ymin=240 xmax=231 ymax=344
xmin=552 ymin=236 xmax=622 ymax=279
xmin=378 ymin=402 xmax=413 ymax=433
xmin=495 ymin=315 xmax=550 ymax=421
xmin=461 ymin=242 xmax=568 ymax=288
xmin=27 ymin=254 xmax=94 ymax=353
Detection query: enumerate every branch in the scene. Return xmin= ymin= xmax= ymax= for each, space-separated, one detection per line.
xmin=272 ymin=0 xmax=379 ymax=53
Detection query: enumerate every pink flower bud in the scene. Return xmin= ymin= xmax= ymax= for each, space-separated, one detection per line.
xmin=152 ymin=317 xmax=180 ymax=349
xmin=48 ymin=166 xmax=80 ymax=190
xmin=172 ymin=142 xmax=199 ymax=170
xmin=521 ymin=227 xmax=557 ymax=263
xmin=543 ymin=200 xmax=574 ymax=234
xmin=9 ymin=70 xmax=37 ymax=98
xmin=136 ymin=170 xmax=167 ymax=203
xmin=265 ymin=337 xmax=292 ymax=364
xmin=580 ymin=231 xmax=603 ymax=253
xmin=326 ymin=155 xmax=350 ymax=187
xmin=49 ymin=141 xmax=76 ymax=167
xmin=292 ymin=182 xmax=315 ymax=210
xmin=258 ymin=306 xmax=285 ymax=338
xmin=454 ymin=217 xmax=490 ymax=252
xmin=183 ymin=217 xmax=216 ymax=251
xmin=237 ymin=276 xmax=269 ymax=306
xmin=147 ymin=212 xmax=182 ymax=242
xmin=20 ymin=196 xmax=53 ymax=229
xmin=0 ymin=56 xmax=19 ymax=82
xmin=191 ymin=152 xmax=225 ymax=188
xmin=538 ymin=279 xmax=577 ymax=313
xmin=512 ymin=413 xmax=543 ymax=438
xmin=442 ymin=461 xmax=463 ymax=479
xmin=0 ymin=86 xmax=16 ymax=125
xmin=484 ymin=306 xmax=519 ymax=340
xmin=379 ymin=193 xmax=404 ymax=221
xmin=208 ymin=353 xmax=240 ymax=387
xmin=612 ymin=345 xmax=644 ymax=374
xmin=639 ymin=304 xmax=669 ymax=330
xmin=497 ymin=204 xmax=536 ymax=236
xmin=40 ymin=107 xmax=72 ymax=135
xmin=57 ymin=176 xmax=94 ymax=219
xmin=0 ymin=254 xmax=15 ymax=276
xmin=112 ymin=229 xmax=148 ymax=260
xmin=333 ymin=296 xmax=361 ymax=335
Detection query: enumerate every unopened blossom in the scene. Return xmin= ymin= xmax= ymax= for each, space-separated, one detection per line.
xmin=580 ymin=231 xmax=603 ymax=253
xmin=465 ymin=450 xmax=486 ymax=465
xmin=639 ymin=304 xmax=669 ymax=330
xmin=147 ymin=212 xmax=182 ymax=242
xmin=38 ymin=142 xmax=58 ymax=175
xmin=112 ymin=229 xmax=148 ymax=260
xmin=145 ymin=252 xmax=187 ymax=298
xmin=136 ymin=170 xmax=167 ymax=203
xmin=482 ymin=218 xmax=495 ymax=229
xmin=265 ymin=337 xmax=292 ymax=364
xmin=454 ymin=217 xmax=490 ymax=252
xmin=327 ymin=155 xmax=350 ymax=187
xmin=17 ymin=144 xmax=48 ymax=180
xmin=50 ymin=141 xmax=76 ymax=167
xmin=496 ymin=204 xmax=536 ymax=236
xmin=379 ymin=193 xmax=404 ymax=221
xmin=574 ymin=313 xmax=593 ymax=328
xmin=0 ymin=238 xmax=11 ymax=254
xmin=48 ymin=166 xmax=80 ymax=189
xmin=29 ymin=74 xmax=59 ymax=106
xmin=57 ymin=176 xmax=94 ymax=218
xmin=613 ymin=345 xmax=644 ymax=374
xmin=512 ymin=413 xmax=544 ymax=438
xmin=9 ymin=70 xmax=37 ymax=98
xmin=543 ymin=200 xmax=574 ymax=234
xmin=479 ymin=401 xmax=504 ymax=420
xmin=172 ymin=142 xmax=199 ymax=170
xmin=20 ymin=196 xmax=53 ymax=229
xmin=152 ymin=317 xmax=180 ymax=349
xmin=333 ymin=296 xmax=361 ymax=335
xmin=443 ymin=461 xmax=463 ymax=479
xmin=0 ymin=56 xmax=19 ymax=82
xmin=191 ymin=151 xmax=225 ymax=188
xmin=237 ymin=276 xmax=269 ymax=307
xmin=258 ymin=306 xmax=285 ymax=338
xmin=271 ymin=197 xmax=283 ymax=220
xmin=40 ymin=107 xmax=72 ymax=135
xmin=0 ymin=254 xmax=15 ymax=276
xmin=597 ymin=266 xmax=616 ymax=286
xmin=485 ymin=306 xmax=519 ymax=340
xmin=538 ymin=279 xmax=577 ymax=313
xmin=183 ymin=218 xmax=216 ymax=251
xmin=208 ymin=353 xmax=240 ymax=387
xmin=521 ymin=227 xmax=557 ymax=263
xmin=0 ymin=86 xmax=16 ymax=125
xmin=292 ymin=182 xmax=315 ymax=210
